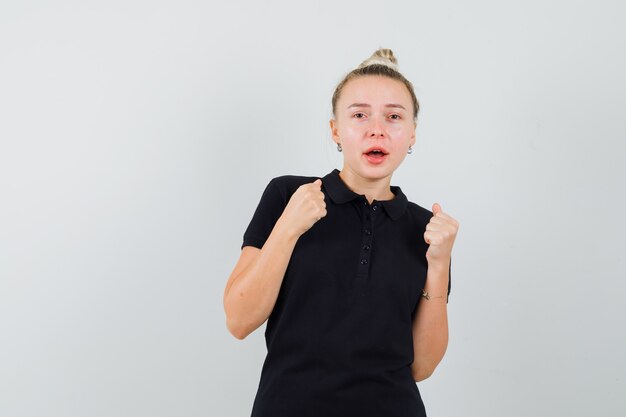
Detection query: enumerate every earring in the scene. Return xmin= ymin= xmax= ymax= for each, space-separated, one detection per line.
xmin=337 ymin=142 xmax=342 ymax=152
xmin=407 ymin=146 xmax=413 ymax=154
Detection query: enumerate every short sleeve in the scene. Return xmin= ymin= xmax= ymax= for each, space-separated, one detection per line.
xmin=241 ymin=177 xmax=286 ymax=250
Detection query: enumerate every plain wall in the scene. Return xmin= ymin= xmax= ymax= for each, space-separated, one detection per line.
xmin=1 ymin=0 xmax=624 ymax=416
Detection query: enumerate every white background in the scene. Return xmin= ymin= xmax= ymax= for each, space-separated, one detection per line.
xmin=1 ymin=1 xmax=624 ymax=416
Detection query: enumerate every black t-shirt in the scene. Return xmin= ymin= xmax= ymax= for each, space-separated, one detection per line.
xmin=241 ymin=168 xmax=451 ymax=417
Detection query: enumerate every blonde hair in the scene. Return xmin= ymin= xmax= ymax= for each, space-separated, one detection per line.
xmin=331 ymin=48 xmax=419 ymax=122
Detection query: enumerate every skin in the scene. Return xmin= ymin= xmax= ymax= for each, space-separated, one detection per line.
xmin=223 ymin=183 xmax=327 ymax=340
xmin=224 ymin=73 xmax=459 ymax=383
xmin=329 ymin=75 xmax=460 ymax=381
xmin=330 ymin=75 xmax=416 ymax=204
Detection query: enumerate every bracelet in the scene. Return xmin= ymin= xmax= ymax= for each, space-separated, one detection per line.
xmin=421 ymin=289 xmax=444 ymax=300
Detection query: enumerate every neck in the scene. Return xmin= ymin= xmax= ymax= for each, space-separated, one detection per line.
xmin=338 ymin=167 xmax=395 ymax=204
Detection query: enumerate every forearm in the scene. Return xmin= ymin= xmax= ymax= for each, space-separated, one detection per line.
xmin=411 ymin=260 xmax=450 ymax=381
xmin=225 ymin=218 xmax=300 ymax=339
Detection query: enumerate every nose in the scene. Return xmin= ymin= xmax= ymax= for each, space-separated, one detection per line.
xmin=369 ymin=115 xmax=385 ymax=137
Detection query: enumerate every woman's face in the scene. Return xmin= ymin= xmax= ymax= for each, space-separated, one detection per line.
xmin=330 ymin=75 xmax=416 ymax=181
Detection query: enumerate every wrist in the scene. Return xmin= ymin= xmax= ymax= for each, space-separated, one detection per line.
xmin=425 ymin=260 xmax=450 ymax=296
xmin=422 ymin=280 xmax=448 ymax=302
xmin=426 ymin=257 xmax=450 ymax=273
xmin=420 ymin=288 xmax=446 ymax=301
xmin=274 ymin=217 xmax=302 ymax=242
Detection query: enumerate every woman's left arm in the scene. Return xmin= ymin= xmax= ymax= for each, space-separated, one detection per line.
xmin=411 ymin=203 xmax=459 ymax=382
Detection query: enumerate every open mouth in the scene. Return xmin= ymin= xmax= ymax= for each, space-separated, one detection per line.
xmin=364 ymin=149 xmax=388 ymax=164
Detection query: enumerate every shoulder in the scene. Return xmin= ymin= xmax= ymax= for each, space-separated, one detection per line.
xmin=265 ymin=173 xmax=319 ymax=200
xmin=405 ymin=200 xmax=434 ymax=225
xmin=270 ymin=173 xmax=318 ymax=187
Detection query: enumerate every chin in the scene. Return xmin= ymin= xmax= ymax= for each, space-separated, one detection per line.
xmin=357 ymin=165 xmax=395 ymax=180
xmin=345 ymin=156 xmax=399 ymax=176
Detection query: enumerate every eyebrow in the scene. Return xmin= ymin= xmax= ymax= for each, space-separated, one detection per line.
xmin=347 ymin=103 xmax=407 ymax=110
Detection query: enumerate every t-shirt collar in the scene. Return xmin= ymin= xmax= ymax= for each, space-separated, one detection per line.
xmin=321 ymin=168 xmax=408 ymax=220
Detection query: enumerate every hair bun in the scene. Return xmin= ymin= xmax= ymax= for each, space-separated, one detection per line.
xmin=357 ymin=48 xmax=399 ymax=71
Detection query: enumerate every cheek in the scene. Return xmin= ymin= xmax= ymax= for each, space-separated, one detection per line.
xmin=389 ymin=124 xmax=410 ymax=134
xmin=343 ymin=125 xmax=362 ymax=136
xmin=339 ymin=128 xmax=363 ymax=149
xmin=390 ymin=127 xmax=413 ymax=143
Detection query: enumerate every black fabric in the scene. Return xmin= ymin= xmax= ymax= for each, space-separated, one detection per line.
xmin=241 ymin=168 xmax=451 ymax=417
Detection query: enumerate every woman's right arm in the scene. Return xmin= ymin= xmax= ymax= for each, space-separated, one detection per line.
xmin=223 ymin=178 xmax=326 ymax=340
xmin=223 ymin=218 xmax=300 ymax=340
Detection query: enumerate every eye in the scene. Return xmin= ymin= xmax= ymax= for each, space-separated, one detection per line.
xmin=353 ymin=112 xmax=366 ymax=119
xmin=389 ymin=114 xmax=401 ymax=120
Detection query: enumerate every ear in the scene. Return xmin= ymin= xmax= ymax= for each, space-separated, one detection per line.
xmin=410 ymin=122 xmax=416 ymax=147
xmin=329 ymin=118 xmax=339 ymax=142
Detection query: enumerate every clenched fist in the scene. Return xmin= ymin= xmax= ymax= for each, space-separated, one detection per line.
xmin=278 ymin=179 xmax=327 ymax=237
xmin=424 ymin=203 xmax=459 ymax=267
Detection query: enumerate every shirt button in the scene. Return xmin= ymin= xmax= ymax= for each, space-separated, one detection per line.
xmin=365 ymin=229 xmax=371 ymax=235
xmin=363 ymin=244 xmax=370 ymax=250
xmin=360 ymin=258 xmax=368 ymax=264
xmin=372 ymin=205 xmax=378 ymax=211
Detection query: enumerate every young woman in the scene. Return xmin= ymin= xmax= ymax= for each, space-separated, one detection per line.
xmin=223 ymin=48 xmax=459 ymax=417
